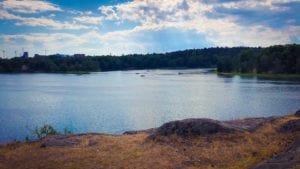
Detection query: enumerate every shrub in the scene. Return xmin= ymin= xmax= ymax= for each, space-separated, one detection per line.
xmin=35 ymin=125 xmax=59 ymax=139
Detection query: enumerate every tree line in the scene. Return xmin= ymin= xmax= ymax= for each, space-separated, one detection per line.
xmin=0 ymin=44 xmax=299 ymax=74
xmin=217 ymin=44 xmax=300 ymax=74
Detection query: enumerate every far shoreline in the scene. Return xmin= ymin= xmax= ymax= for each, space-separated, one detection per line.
xmin=0 ymin=67 xmax=216 ymax=75
xmin=1 ymin=68 xmax=300 ymax=81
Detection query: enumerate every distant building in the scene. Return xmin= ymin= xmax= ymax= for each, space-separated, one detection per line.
xmin=22 ymin=52 xmax=29 ymax=58
xmin=73 ymin=54 xmax=85 ymax=58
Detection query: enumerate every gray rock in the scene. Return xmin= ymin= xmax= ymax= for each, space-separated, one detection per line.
xmin=153 ymin=118 xmax=236 ymax=137
xmin=223 ymin=117 xmax=277 ymax=132
xmin=123 ymin=128 xmax=156 ymax=135
xmin=150 ymin=117 xmax=277 ymax=138
xmin=251 ymin=139 xmax=300 ymax=169
xmin=280 ymin=119 xmax=300 ymax=132
xmin=41 ymin=135 xmax=81 ymax=147
xmin=295 ymin=110 xmax=300 ymax=117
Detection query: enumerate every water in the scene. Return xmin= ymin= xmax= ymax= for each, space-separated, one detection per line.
xmin=0 ymin=69 xmax=299 ymax=143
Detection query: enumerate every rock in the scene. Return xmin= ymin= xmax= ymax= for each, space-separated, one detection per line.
xmin=123 ymin=131 xmax=139 ymax=135
xmin=153 ymin=118 xmax=236 ymax=137
xmin=124 ymin=128 xmax=155 ymax=135
xmin=41 ymin=135 xmax=81 ymax=147
xmin=295 ymin=110 xmax=300 ymax=117
xmin=251 ymin=139 xmax=300 ymax=169
xmin=223 ymin=117 xmax=277 ymax=132
xmin=280 ymin=119 xmax=300 ymax=132
xmin=150 ymin=117 xmax=276 ymax=138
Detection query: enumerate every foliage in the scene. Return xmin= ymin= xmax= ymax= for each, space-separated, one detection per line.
xmin=24 ymin=136 xmax=30 ymax=142
xmin=217 ymin=44 xmax=300 ymax=74
xmin=35 ymin=125 xmax=59 ymax=139
xmin=63 ymin=127 xmax=72 ymax=135
xmin=0 ymin=44 xmax=299 ymax=74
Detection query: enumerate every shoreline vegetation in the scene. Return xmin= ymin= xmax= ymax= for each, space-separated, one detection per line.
xmin=0 ymin=44 xmax=299 ymax=77
xmin=0 ymin=110 xmax=299 ymax=169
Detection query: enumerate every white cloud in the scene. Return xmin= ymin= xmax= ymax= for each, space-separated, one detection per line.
xmin=99 ymin=6 xmax=119 ymax=20
xmin=1 ymin=0 xmax=299 ymax=57
xmin=74 ymin=16 xmax=103 ymax=25
xmin=0 ymin=9 xmax=91 ymax=30
xmin=1 ymin=0 xmax=61 ymax=13
xmin=0 ymin=9 xmax=20 ymax=20
xmin=2 ymin=33 xmax=89 ymax=56
xmin=97 ymin=0 xmax=298 ymax=47
xmin=1 ymin=30 xmax=148 ymax=56
xmin=49 ymin=13 xmax=56 ymax=17
xmin=99 ymin=0 xmax=213 ymax=23
xmin=16 ymin=17 xmax=91 ymax=30
xmin=2 ymin=21 xmax=298 ymax=58
xmin=0 ymin=1 xmax=99 ymax=30
xmin=220 ymin=0 xmax=300 ymax=12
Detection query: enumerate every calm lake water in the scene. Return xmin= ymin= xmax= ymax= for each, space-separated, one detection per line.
xmin=0 ymin=69 xmax=300 ymax=143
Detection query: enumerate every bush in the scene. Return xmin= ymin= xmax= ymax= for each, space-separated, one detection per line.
xmin=35 ymin=125 xmax=59 ymax=139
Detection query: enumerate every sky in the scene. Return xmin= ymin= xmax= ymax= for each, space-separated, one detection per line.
xmin=0 ymin=0 xmax=299 ymax=57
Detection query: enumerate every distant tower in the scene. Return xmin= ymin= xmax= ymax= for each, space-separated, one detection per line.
xmin=15 ymin=50 xmax=18 ymax=57
xmin=22 ymin=52 xmax=29 ymax=58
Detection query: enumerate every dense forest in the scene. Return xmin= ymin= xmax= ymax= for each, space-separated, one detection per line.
xmin=0 ymin=44 xmax=299 ymax=74
xmin=217 ymin=44 xmax=300 ymax=74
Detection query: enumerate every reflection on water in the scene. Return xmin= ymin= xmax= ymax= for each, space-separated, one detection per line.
xmin=0 ymin=69 xmax=299 ymax=143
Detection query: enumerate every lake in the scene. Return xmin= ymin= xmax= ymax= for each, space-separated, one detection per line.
xmin=0 ymin=69 xmax=300 ymax=143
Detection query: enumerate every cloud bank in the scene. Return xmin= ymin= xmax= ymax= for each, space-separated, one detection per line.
xmin=0 ymin=0 xmax=299 ymax=57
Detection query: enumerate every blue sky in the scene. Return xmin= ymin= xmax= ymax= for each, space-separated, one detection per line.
xmin=0 ymin=0 xmax=299 ymax=57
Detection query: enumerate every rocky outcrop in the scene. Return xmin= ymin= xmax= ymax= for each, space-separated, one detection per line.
xmin=251 ymin=114 xmax=300 ymax=169
xmin=123 ymin=128 xmax=156 ymax=135
xmin=223 ymin=117 xmax=277 ymax=131
xmin=150 ymin=117 xmax=276 ymax=137
xmin=280 ymin=119 xmax=300 ymax=132
xmin=153 ymin=118 xmax=236 ymax=137
xmin=251 ymin=139 xmax=300 ymax=169
xmin=295 ymin=110 xmax=300 ymax=117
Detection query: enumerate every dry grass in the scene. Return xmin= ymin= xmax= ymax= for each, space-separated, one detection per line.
xmin=0 ymin=115 xmax=298 ymax=169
